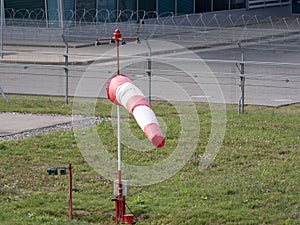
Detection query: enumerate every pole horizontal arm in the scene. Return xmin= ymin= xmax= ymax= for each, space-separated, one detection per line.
xmin=97 ymin=37 xmax=114 ymax=41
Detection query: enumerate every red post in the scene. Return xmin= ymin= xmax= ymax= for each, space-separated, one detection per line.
xmin=68 ymin=163 xmax=73 ymax=221
xmin=118 ymin=170 xmax=124 ymax=221
xmin=113 ymin=195 xmax=126 ymax=223
xmin=114 ymin=29 xmax=121 ymax=74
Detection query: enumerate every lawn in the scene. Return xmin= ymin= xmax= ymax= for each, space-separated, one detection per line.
xmin=0 ymin=95 xmax=299 ymax=224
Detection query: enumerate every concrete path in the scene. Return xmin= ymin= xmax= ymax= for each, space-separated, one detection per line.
xmin=0 ymin=112 xmax=83 ymax=137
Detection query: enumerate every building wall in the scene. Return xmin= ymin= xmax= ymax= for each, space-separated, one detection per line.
xmin=292 ymin=0 xmax=300 ymax=13
xmin=3 ymin=0 xmax=293 ymax=16
xmin=4 ymin=0 xmax=45 ymax=10
xmin=3 ymin=0 xmax=247 ymax=17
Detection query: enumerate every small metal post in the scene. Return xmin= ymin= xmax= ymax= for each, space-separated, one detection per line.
xmin=68 ymin=163 xmax=73 ymax=221
xmin=62 ymin=35 xmax=69 ymax=104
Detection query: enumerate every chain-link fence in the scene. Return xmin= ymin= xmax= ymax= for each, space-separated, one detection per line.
xmin=0 ymin=43 xmax=299 ymax=109
xmin=0 ymin=10 xmax=300 ymax=110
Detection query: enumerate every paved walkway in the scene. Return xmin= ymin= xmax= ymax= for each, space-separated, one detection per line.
xmin=0 ymin=112 xmax=84 ymax=137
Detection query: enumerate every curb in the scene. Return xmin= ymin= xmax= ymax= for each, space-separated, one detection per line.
xmin=3 ymin=41 xmax=96 ymax=49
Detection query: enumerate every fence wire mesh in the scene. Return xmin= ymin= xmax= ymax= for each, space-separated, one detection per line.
xmin=1 ymin=49 xmax=299 ymax=107
xmin=0 ymin=10 xmax=300 ymax=108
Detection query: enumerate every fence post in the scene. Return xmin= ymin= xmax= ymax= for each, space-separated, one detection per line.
xmin=0 ymin=2 xmax=7 ymax=100
xmin=0 ymin=85 xmax=8 ymax=101
xmin=237 ymin=42 xmax=245 ymax=114
xmin=240 ymin=62 xmax=245 ymax=114
xmin=1 ymin=0 xmax=9 ymax=101
xmin=0 ymin=0 xmax=4 ymax=59
xmin=147 ymin=58 xmax=152 ymax=104
xmin=62 ymin=35 xmax=69 ymax=104
xmin=145 ymin=40 xmax=152 ymax=104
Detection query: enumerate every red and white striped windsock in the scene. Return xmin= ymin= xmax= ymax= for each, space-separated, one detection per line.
xmin=106 ymin=75 xmax=165 ymax=148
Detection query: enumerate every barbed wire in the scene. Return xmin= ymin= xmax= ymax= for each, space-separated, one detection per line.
xmin=2 ymin=9 xmax=300 ymax=46
xmin=3 ymin=8 xmax=300 ymax=28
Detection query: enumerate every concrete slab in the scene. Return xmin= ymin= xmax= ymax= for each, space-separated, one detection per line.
xmin=0 ymin=113 xmax=81 ymax=137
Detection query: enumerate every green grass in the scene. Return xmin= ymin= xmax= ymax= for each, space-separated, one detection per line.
xmin=0 ymin=95 xmax=299 ymax=224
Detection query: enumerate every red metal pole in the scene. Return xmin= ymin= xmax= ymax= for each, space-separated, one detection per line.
xmin=68 ymin=163 xmax=73 ymax=221
xmin=115 ymin=29 xmax=120 ymax=74
xmin=98 ymin=29 xmax=138 ymax=225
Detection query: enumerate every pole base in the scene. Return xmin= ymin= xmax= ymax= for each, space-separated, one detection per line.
xmin=124 ymin=214 xmax=135 ymax=224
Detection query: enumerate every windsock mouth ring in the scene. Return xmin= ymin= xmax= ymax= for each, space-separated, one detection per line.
xmin=106 ymin=74 xmax=132 ymax=105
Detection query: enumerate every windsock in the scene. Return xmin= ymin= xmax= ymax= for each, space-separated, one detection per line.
xmin=106 ymin=75 xmax=165 ymax=148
